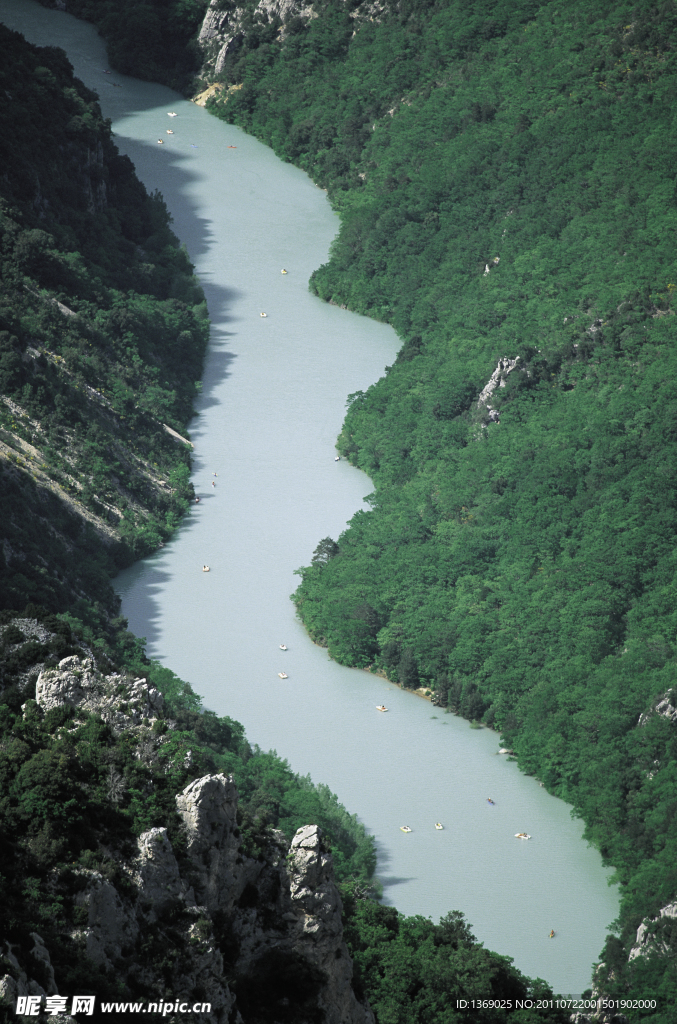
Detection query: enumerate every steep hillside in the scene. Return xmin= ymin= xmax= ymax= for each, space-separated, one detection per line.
xmin=37 ymin=0 xmax=209 ymax=91
xmin=187 ymin=0 xmax=677 ymax=1013
xmin=0 ymin=616 xmax=567 ymax=1024
xmin=0 ymin=22 xmax=209 ymax=655
xmin=0 ymin=20 xmax=571 ymax=1024
xmin=0 ymin=25 xmax=380 ymax=1022
xmin=0 ymin=618 xmax=380 ymax=1024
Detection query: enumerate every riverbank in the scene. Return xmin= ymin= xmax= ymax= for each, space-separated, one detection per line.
xmin=1 ymin=0 xmax=620 ymax=997
xmin=200 ymin=1 xmax=677 ymax=1006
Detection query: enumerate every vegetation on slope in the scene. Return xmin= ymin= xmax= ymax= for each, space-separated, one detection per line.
xmin=37 ymin=0 xmax=209 ymax=91
xmin=0 ymin=610 xmax=381 ymax=1022
xmin=6 ymin=1 xmax=677 ymax=1016
xmin=0 ymin=23 xmax=569 ymax=1023
xmin=193 ymin=0 xmax=677 ymax=1012
xmin=339 ymin=896 xmax=570 ymax=1024
xmin=0 ymin=29 xmax=383 ymax=1015
xmin=0 ymin=22 xmax=209 ymax=655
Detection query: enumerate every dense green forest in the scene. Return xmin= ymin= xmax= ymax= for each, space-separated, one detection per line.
xmin=187 ymin=0 xmax=677 ymax=1015
xmin=0 ymin=610 xmax=379 ymax=1015
xmin=0 ymin=608 xmax=567 ymax=1024
xmin=0 ymin=23 xmax=376 ymax=1018
xmin=0 ymin=20 xmax=572 ymax=1023
xmin=0 ymin=20 xmax=210 ymax=657
xmin=37 ymin=0 xmax=209 ymax=90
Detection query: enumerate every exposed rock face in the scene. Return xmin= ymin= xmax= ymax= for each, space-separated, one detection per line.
xmin=638 ymin=689 xmax=677 ymax=727
xmin=0 ymin=739 xmax=370 ymax=1021
xmin=36 ymin=655 xmax=164 ymax=732
xmin=0 ymin=934 xmax=58 ymax=1006
xmin=285 ymin=826 xmax=374 ymax=1024
xmin=629 ymin=899 xmax=677 ymax=960
xmin=196 ymin=0 xmax=316 ymax=78
xmin=476 ymin=357 xmax=520 ymax=424
xmin=74 ymin=871 xmax=138 ymax=970
xmin=197 ymin=0 xmax=244 ymax=74
xmin=135 ymin=828 xmax=193 ymax=916
xmin=194 ymin=0 xmax=402 ymax=86
xmin=227 ymin=821 xmax=373 ymax=1024
xmin=176 ymin=773 xmax=252 ymax=916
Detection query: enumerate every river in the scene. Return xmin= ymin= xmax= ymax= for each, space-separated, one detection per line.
xmin=1 ymin=0 xmax=619 ymax=995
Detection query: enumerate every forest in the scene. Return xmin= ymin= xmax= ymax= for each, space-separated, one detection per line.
xmin=0 ymin=608 xmax=566 ymax=1023
xmin=0 ymin=16 xmax=572 ymax=1023
xmin=0 ymin=19 xmax=211 ymax=659
xmin=192 ymin=0 xmax=677 ymax=1015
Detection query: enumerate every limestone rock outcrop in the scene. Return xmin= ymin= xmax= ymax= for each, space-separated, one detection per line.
xmin=135 ymin=828 xmax=194 ymax=916
xmin=197 ymin=0 xmax=317 ymax=76
xmin=638 ymin=689 xmax=677 ymax=727
xmin=285 ymin=825 xmax=374 ymax=1024
xmin=73 ymin=871 xmax=138 ymax=969
xmin=1 ymin=778 xmax=369 ymax=1021
xmin=36 ymin=655 xmax=164 ymax=732
xmin=629 ymin=899 xmax=677 ymax=960
xmin=476 ymin=357 xmax=520 ymax=425
xmin=4 ymin=665 xmax=370 ymax=1022
xmin=0 ymin=934 xmax=58 ymax=1006
xmin=176 ymin=773 xmax=248 ymax=915
xmin=225 ymin=821 xmax=373 ymax=1024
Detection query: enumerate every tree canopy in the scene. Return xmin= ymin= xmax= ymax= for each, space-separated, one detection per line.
xmin=203 ymin=0 xmax=677 ymax=1011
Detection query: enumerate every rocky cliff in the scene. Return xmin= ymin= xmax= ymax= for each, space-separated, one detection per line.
xmin=194 ymin=0 xmax=387 ymax=86
xmin=197 ymin=0 xmax=315 ymax=78
xmin=0 ymin=652 xmax=372 ymax=1022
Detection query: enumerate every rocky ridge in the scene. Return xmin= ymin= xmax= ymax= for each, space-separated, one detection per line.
xmin=628 ymin=899 xmax=677 ymax=961
xmin=197 ymin=0 xmax=316 ymax=77
xmin=637 ymin=689 xmax=677 ymax=727
xmin=0 ymin=655 xmax=372 ymax=1022
xmin=195 ymin=0 xmax=388 ymax=84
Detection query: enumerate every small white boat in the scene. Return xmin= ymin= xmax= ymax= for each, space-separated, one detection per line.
xmin=202 ymin=566 xmax=210 ymax=572
xmin=514 ymin=833 xmax=531 ymax=840
xmin=166 ymin=129 xmax=174 ymax=134
xmin=400 ymin=826 xmax=412 ymax=833
xmin=279 ymin=644 xmax=287 ymax=651
xmin=168 ymin=111 xmax=177 ymax=117
xmin=376 ymin=705 xmax=388 ymax=712
xmin=260 ymin=312 xmax=267 ymax=317
xmin=278 ymin=672 xmax=288 ymax=679
xmin=157 ymin=139 xmax=164 ymax=145
xmin=281 ymin=269 xmax=288 ymax=274
xmin=435 ymin=823 xmax=443 ymax=830
xmin=334 ymin=455 xmax=340 ymax=461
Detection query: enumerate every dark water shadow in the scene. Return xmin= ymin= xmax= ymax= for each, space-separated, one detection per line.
xmin=108 ymin=137 xmax=241 ymax=642
xmin=379 ymin=875 xmax=417 ymax=892
xmin=120 ymin=562 xmax=174 ymax=652
xmin=373 ymin=837 xmax=416 ymax=897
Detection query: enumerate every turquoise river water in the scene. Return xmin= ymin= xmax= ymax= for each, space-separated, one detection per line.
xmin=1 ymin=0 xmax=620 ymax=995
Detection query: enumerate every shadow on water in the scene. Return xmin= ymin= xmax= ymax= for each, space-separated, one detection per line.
xmin=372 ymin=838 xmax=416 ymax=898
xmin=1 ymin=3 xmax=242 ymax=353
xmin=0 ymin=4 xmax=249 ymax=645
xmin=118 ymin=562 xmax=173 ymax=650
xmin=193 ymin=324 xmax=238 ymax=418
xmin=380 ymin=877 xmax=417 ymax=895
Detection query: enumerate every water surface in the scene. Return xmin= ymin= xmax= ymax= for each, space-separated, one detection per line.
xmin=1 ymin=0 xmax=619 ymax=994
